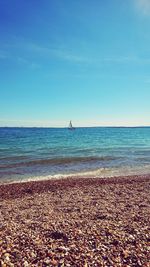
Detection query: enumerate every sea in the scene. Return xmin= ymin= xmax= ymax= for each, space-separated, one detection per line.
xmin=0 ymin=127 xmax=150 ymax=184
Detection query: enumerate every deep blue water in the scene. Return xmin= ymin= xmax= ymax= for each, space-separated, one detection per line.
xmin=0 ymin=127 xmax=150 ymax=183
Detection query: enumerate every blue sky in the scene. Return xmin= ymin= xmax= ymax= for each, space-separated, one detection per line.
xmin=0 ymin=0 xmax=150 ymax=127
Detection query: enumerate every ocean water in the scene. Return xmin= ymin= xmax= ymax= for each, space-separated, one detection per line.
xmin=0 ymin=127 xmax=150 ymax=183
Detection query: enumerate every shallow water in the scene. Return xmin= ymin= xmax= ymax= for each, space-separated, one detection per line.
xmin=0 ymin=127 xmax=150 ymax=183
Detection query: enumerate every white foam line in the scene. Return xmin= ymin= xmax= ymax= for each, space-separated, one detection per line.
xmin=1 ymin=165 xmax=150 ymax=185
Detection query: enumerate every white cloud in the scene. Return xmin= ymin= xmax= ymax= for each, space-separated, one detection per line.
xmin=135 ymin=0 xmax=150 ymax=15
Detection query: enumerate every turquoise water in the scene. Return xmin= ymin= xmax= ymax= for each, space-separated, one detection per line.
xmin=0 ymin=127 xmax=150 ymax=183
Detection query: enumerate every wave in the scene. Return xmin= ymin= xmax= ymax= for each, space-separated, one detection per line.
xmin=2 ymin=164 xmax=150 ymax=185
xmin=0 ymin=156 xmax=119 ymax=169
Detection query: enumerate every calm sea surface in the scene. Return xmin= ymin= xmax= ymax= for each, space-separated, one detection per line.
xmin=0 ymin=127 xmax=150 ymax=183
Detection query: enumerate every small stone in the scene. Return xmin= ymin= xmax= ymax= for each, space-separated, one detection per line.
xmin=44 ymin=258 xmax=51 ymax=264
xmin=59 ymin=259 xmax=64 ymax=263
xmin=30 ymin=251 xmax=36 ymax=258
xmin=58 ymin=246 xmax=70 ymax=252
xmin=1 ymin=262 xmax=7 ymax=267
xmin=50 ymin=259 xmax=58 ymax=266
xmin=23 ymin=261 xmax=29 ymax=267
xmin=4 ymin=253 xmax=10 ymax=258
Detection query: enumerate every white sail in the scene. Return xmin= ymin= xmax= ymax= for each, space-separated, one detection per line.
xmin=68 ymin=120 xmax=75 ymax=130
xmin=69 ymin=121 xmax=72 ymax=128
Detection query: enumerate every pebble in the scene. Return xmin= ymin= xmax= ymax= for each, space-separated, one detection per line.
xmin=0 ymin=176 xmax=149 ymax=266
xmin=58 ymin=246 xmax=70 ymax=252
xmin=23 ymin=260 xmax=29 ymax=267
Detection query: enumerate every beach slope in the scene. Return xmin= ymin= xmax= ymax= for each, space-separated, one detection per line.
xmin=0 ymin=175 xmax=150 ymax=266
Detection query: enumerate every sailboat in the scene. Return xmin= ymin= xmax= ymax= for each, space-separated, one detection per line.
xmin=68 ymin=120 xmax=75 ymax=130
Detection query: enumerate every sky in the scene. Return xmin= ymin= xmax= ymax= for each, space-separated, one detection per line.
xmin=0 ymin=0 xmax=150 ymax=127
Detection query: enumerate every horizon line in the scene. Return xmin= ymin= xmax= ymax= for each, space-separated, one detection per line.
xmin=0 ymin=125 xmax=150 ymax=128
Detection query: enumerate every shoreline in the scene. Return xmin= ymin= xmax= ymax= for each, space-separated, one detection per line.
xmin=0 ymin=173 xmax=150 ymax=200
xmin=1 ymin=163 xmax=150 ymax=188
xmin=0 ymin=174 xmax=150 ymax=266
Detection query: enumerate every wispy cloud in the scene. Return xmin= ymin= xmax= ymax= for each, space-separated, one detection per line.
xmin=26 ymin=42 xmax=150 ymax=66
xmin=3 ymin=37 xmax=89 ymax=65
xmin=17 ymin=42 xmax=150 ymax=67
xmin=0 ymin=42 xmax=40 ymax=69
xmin=24 ymin=42 xmax=87 ymax=64
xmin=134 ymin=0 xmax=150 ymax=16
xmin=17 ymin=57 xmax=28 ymax=64
xmin=0 ymin=41 xmax=89 ymax=72
xmin=17 ymin=56 xmax=40 ymax=69
xmin=103 ymin=55 xmax=150 ymax=64
xmin=103 ymin=56 xmax=137 ymax=63
xmin=2 ymin=37 xmax=150 ymax=69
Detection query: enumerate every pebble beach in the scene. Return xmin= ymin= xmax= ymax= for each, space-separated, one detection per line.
xmin=0 ymin=175 xmax=150 ymax=267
